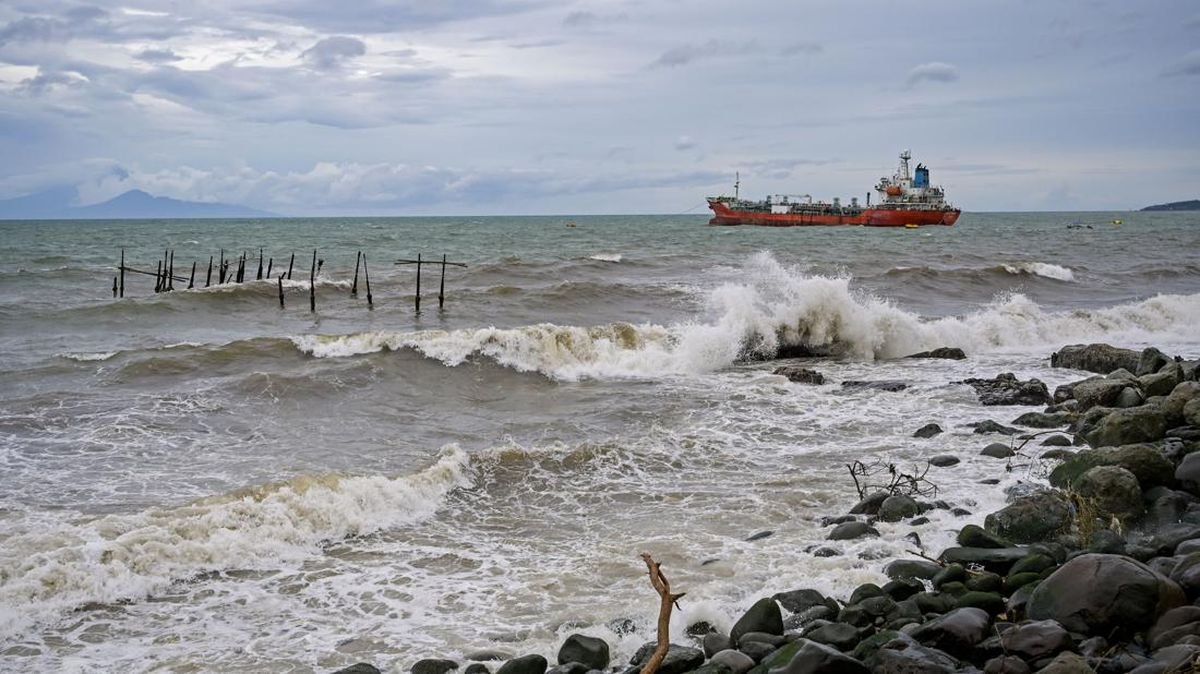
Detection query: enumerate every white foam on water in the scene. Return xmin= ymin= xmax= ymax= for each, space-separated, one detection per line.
xmin=1002 ymin=262 xmax=1075 ymax=282
xmin=57 ymin=351 xmax=118 ymax=362
xmin=0 ymin=447 xmax=475 ymax=639
xmin=290 ymin=252 xmax=1200 ymax=380
xmin=587 ymin=253 xmax=623 ymax=263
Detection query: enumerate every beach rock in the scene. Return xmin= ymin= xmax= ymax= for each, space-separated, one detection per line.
xmin=804 ymin=622 xmax=861 ymax=651
xmin=841 ymin=380 xmax=908 ymax=392
xmin=709 ymin=650 xmax=755 ymax=674
xmin=1011 ymin=411 xmax=1073 ymax=428
xmin=739 ymin=632 xmax=786 ymax=648
xmin=849 ymin=492 xmax=889 ymax=515
xmin=985 ymin=491 xmax=1072 ymax=544
xmin=872 ymin=638 xmax=960 ymax=673
xmin=1027 ymin=553 xmax=1186 ymax=635
xmin=1141 ymin=369 xmax=1181 ymax=398
xmin=773 ymin=366 xmax=825 ymax=385
xmin=1041 ymin=435 xmax=1072 ymax=447
xmin=1065 ymin=377 xmax=1126 ymax=411
xmin=1169 ymin=553 xmax=1200 ymax=596
xmin=1138 ymin=347 xmax=1172 ymax=376
xmin=1162 ymin=381 xmax=1200 ymax=423
xmin=929 ymin=455 xmax=960 ymax=467
xmin=878 ymin=495 xmax=920 ymax=522
xmin=1075 ymin=465 xmax=1143 ymax=521
xmin=496 ymin=655 xmax=547 ymax=674
xmin=545 ymin=665 xmax=586 ymax=674
xmin=1048 ymin=443 xmax=1174 ymax=489
xmin=1008 ymin=553 xmax=1060 ymax=578
xmin=983 ymin=655 xmax=1031 ymax=674
xmin=629 ymin=644 xmax=704 ymax=674
xmin=828 ymin=522 xmax=879 ymax=541
xmin=1178 ymin=453 xmax=1200 ymax=495
xmin=413 ymin=660 xmax=460 ymax=674
xmin=766 ymin=639 xmax=867 ymax=674
xmin=465 ymin=665 xmax=490 ymax=674
xmin=1032 ymin=652 xmax=1092 ymax=673
xmin=1149 ymin=606 xmax=1200 ymax=647
xmin=972 ymin=420 xmax=1022 ymax=436
xmin=941 ymin=547 xmax=1029 ymax=574
xmin=960 ymin=373 xmax=1053 ymax=406
xmin=999 ymin=620 xmax=1072 ymax=661
xmin=907 ymin=347 xmax=967 ymax=360
xmin=1187 ymin=399 xmax=1200 ymax=428
xmin=558 ymin=635 xmax=609 ymax=670
xmin=731 ymin=598 xmax=783 ymax=643
xmin=955 ymin=591 xmax=1006 ymax=615
xmin=335 ymin=665 xmax=383 ymax=674
xmin=1116 ymin=386 xmax=1145 ymax=408
xmin=958 ymin=524 xmax=1011 ymax=549
xmin=885 ymin=559 xmax=942 ymax=581
xmin=1146 ymin=644 xmax=1200 ymax=672
xmin=981 ymin=442 xmax=1016 ymax=458
xmin=737 ymin=640 xmax=777 ymax=663
xmin=607 ymin=618 xmax=637 ymax=636
xmin=1086 ymin=405 xmax=1168 ymax=448
xmin=1040 ymin=450 xmax=1074 ymax=462
xmin=883 ymin=579 xmax=924 ymax=602
xmin=704 ymin=634 xmax=733 ymax=658
xmin=773 ymin=588 xmax=836 ymax=615
xmin=910 ymin=607 xmax=990 ymax=658
xmin=1051 ymin=344 xmax=1141 ymax=375
xmin=914 ymin=423 xmax=943 ymax=438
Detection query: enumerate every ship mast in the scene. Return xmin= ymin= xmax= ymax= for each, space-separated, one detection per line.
xmin=898 ymin=150 xmax=912 ymax=181
xmin=734 ymin=171 xmax=740 ymax=200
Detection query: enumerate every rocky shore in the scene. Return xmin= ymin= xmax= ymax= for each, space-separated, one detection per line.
xmin=337 ymin=342 xmax=1200 ymax=674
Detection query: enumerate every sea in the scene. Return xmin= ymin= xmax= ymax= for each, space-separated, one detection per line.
xmin=0 ymin=212 xmax=1198 ymax=672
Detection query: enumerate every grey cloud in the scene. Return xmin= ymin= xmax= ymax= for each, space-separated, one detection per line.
xmin=247 ymin=0 xmax=542 ymax=34
xmin=650 ymin=39 xmax=756 ymax=68
xmin=905 ymin=62 xmax=959 ymax=87
xmin=301 ymin=35 xmax=366 ymax=69
xmin=134 ymin=48 xmax=182 ymax=63
xmin=674 ymin=136 xmax=696 ymax=151
xmin=1165 ymin=50 xmax=1200 ymax=76
xmin=18 ymin=68 xmax=88 ymax=94
xmin=780 ymin=41 xmax=821 ymax=56
xmin=562 ymin=11 xmax=627 ymax=29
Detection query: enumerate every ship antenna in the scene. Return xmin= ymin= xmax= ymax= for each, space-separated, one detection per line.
xmin=734 ymin=171 xmax=740 ymax=200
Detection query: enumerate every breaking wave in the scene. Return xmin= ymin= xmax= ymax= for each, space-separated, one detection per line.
xmin=0 ymin=447 xmax=476 ymax=637
xmin=1000 ymin=262 xmax=1075 ymax=281
xmin=290 ymin=253 xmax=1200 ymax=379
xmin=885 ymin=262 xmax=1075 ymax=283
xmin=587 ymin=253 xmax=623 ymax=263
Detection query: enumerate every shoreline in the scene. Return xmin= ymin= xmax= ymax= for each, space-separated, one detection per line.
xmin=343 ymin=342 xmax=1200 ymax=674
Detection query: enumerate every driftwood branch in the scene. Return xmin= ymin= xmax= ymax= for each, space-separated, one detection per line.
xmin=640 ymin=553 xmax=684 ymax=674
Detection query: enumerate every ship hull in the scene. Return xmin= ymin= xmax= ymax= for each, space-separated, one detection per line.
xmin=707 ymin=200 xmax=960 ymax=227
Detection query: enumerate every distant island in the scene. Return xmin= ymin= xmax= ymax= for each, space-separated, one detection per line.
xmin=0 ymin=187 xmax=276 ymax=220
xmin=1141 ymin=199 xmax=1200 ymax=212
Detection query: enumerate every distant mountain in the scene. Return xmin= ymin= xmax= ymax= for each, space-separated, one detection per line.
xmin=0 ymin=187 xmax=276 ymax=220
xmin=1141 ymin=199 xmax=1200 ymax=212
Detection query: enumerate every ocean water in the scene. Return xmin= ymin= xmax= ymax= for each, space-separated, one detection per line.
xmin=0 ymin=212 xmax=1198 ymax=671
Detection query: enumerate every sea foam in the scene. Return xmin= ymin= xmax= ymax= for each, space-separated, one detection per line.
xmin=290 ymin=252 xmax=1199 ymax=380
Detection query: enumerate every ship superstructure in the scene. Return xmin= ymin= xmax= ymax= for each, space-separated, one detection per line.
xmin=707 ymin=151 xmax=961 ymax=227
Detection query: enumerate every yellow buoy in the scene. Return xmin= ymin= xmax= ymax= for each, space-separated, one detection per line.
xmin=1112 ymin=219 xmax=1122 ymax=225
xmin=905 ymin=223 xmax=919 ymax=229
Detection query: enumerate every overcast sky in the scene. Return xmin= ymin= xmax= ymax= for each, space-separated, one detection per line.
xmin=1 ymin=0 xmax=1197 ymax=215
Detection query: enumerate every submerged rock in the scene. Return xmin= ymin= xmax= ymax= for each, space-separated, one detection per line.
xmin=557 ymin=635 xmax=609 ymax=670
xmin=970 ymin=420 xmax=1022 ymax=436
xmin=906 ymin=347 xmax=967 ymax=360
xmin=984 ymin=491 xmax=1072 ymax=544
xmin=841 ymin=380 xmax=908 ymax=392
xmin=772 ymin=366 xmax=825 ymax=385
xmin=960 ymin=373 xmax=1053 ymax=406
xmin=914 ymin=423 xmax=943 ymax=438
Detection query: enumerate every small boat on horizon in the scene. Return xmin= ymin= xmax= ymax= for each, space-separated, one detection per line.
xmin=707 ymin=151 xmax=961 ymax=227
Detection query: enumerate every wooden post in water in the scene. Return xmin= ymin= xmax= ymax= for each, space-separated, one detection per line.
xmin=206 ymin=256 xmax=213 ymax=287
xmin=309 ymin=249 xmax=317 ymax=313
xmin=256 ymin=249 xmax=263 ymax=281
xmin=287 ymin=253 xmax=294 ymax=280
xmin=351 ymin=251 xmax=361 ymax=297
xmin=168 ymin=250 xmax=175 ymax=291
xmin=112 ymin=276 xmax=118 ymax=298
xmin=439 ymin=254 xmax=447 ymax=309
xmin=363 ymin=254 xmax=373 ymax=308
xmin=266 ymin=257 xmax=273 ymax=278
xmin=415 ymin=253 xmax=422 ymax=312
xmin=237 ymin=253 xmax=245 ymax=283
xmin=218 ymin=250 xmax=226 ymax=284
xmin=278 ymin=274 xmax=285 ymax=309
xmin=188 ymin=261 xmax=196 ymax=289
xmin=155 ymin=260 xmax=163 ymax=292
xmin=119 ymin=248 xmax=125 ymax=298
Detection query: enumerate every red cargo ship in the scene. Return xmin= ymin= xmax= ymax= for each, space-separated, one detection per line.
xmin=707 ymin=151 xmax=960 ymax=227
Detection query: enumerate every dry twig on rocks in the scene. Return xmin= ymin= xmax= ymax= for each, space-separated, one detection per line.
xmin=640 ymin=553 xmax=685 ymax=674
